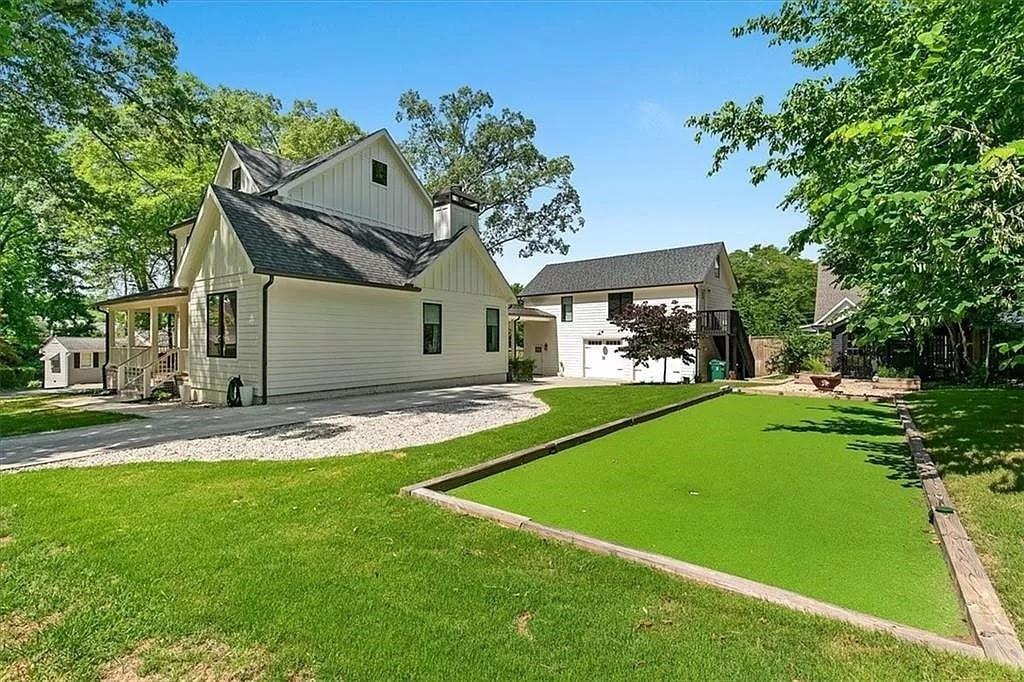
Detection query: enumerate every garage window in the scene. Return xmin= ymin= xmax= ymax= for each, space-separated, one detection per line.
xmin=561 ymin=296 xmax=573 ymax=322
xmin=607 ymin=292 xmax=633 ymax=319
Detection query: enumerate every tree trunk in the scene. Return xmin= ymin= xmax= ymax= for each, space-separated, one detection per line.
xmin=663 ymin=357 xmax=668 ymax=384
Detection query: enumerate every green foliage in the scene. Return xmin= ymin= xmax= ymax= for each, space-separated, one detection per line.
xmin=0 ymin=366 xmax=38 ymax=390
xmin=689 ymin=0 xmax=1024 ymax=376
xmin=875 ymin=366 xmax=916 ymax=379
xmin=803 ymin=357 xmax=829 ymax=374
xmin=397 ymin=87 xmax=583 ymax=257
xmin=770 ymin=331 xmax=831 ymax=374
xmin=610 ymin=301 xmax=697 ymax=383
xmin=729 ymin=245 xmax=816 ymax=335
xmin=278 ymin=100 xmax=363 ymax=161
xmin=507 ymin=357 xmax=535 ymax=381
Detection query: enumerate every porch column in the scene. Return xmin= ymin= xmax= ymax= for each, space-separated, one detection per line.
xmin=126 ymin=309 xmax=136 ymax=354
xmin=149 ymin=304 xmax=159 ymax=364
xmin=177 ymin=300 xmax=189 ymax=350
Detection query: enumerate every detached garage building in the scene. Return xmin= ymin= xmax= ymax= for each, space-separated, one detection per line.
xmin=517 ymin=242 xmax=751 ymax=382
xmin=40 ymin=336 xmax=106 ymax=389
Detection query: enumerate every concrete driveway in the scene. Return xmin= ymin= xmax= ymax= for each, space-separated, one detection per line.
xmin=1 ymin=378 xmax=611 ymax=471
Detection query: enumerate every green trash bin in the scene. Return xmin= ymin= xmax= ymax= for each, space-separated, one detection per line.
xmin=709 ymin=359 xmax=727 ymax=382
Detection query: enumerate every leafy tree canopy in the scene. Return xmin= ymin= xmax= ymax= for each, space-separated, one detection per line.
xmin=611 ymin=301 xmax=697 ymax=383
xmin=397 ymin=86 xmax=583 ymax=257
xmin=689 ymin=0 xmax=1024 ymax=373
xmin=729 ymin=244 xmax=816 ymax=335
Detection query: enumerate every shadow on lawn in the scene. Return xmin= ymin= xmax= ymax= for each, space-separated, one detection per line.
xmin=906 ymin=389 xmax=1024 ymax=495
xmin=763 ymin=402 xmax=922 ymax=488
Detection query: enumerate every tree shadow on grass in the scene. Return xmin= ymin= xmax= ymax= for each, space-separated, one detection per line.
xmin=763 ymin=402 xmax=922 ymax=488
xmin=905 ymin=389 xmax=1024 ymax=495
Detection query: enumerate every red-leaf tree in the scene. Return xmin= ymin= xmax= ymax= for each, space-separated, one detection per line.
xmin=611 ymin=301 xmax=698 ymax=383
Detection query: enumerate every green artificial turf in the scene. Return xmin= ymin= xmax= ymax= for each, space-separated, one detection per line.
xmin=906 ymin=388 xmax=1024 ymax=635
xmin=0 ymin=394 xmax=137 ymax=437
xmin=456 ymin=393 xmax=966 ymax=636
xmin=1 ymin=385 xmax=1012 ymax=680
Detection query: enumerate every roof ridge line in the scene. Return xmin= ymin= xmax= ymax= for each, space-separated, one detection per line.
xmin=539 ymin=241 xmax=723 ymax=268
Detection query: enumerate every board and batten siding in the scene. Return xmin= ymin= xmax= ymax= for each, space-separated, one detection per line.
xmin=282 ymin=137 xmax=432 ymax=236
xmin=266 ymin=236 xmax=510 ymax=398
xmin=187 ymin=215 xmax=265 ymax=403
xmin=522 ymin=285 xmax=700 ymax=381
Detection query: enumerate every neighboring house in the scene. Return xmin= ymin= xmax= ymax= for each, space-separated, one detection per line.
xmin=96 ymin=129 xmax=516 ymax=403
xmin=40 ymin=337 xmax=106 ymax=389
xmin=517 ymin=243 xmax=753 ymax=382
xmin=805 ymin=264 xmax=957 ymax=378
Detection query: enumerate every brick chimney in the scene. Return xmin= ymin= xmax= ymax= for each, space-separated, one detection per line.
xmin=432 ymin=186 xmax=480 ymax=241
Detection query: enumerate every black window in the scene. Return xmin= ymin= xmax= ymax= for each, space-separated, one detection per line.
xmin=231 ymin=167 xmax=242 ymax=190
xmin=423 ymin=303 xmax=442 ymax=354
xmin=561 ymin=296 xmax=573 ymax=322
xmin=608 ymin=292 xmax=634 ymax=319
xmin=485 ymin=308 xmax=500 ymax=352
xmin=73 ymin=352 xmax=81 ymax=369
xmin=207 ymin=291 xmax=237 ymax=358
xmin=93 ymin=352 xmax=101 ymax=368
xmin=372 ymin=159 xmax=388 ymax=186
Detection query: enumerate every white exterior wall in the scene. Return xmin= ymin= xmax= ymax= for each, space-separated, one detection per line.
xmin=41 ymin=341 xmax=104 ymax=388
xmin=522 ymin=285 xmax=701 ymax=382
xmin=41 ymin=341 xmax=67 ymax=389
xmin=186 ymin=215 xmax=264 ymax=403
xmin=283 ymin=137 xmax=432 ymax=236
xmin=266 ymin=239 xmax=510 ymax=398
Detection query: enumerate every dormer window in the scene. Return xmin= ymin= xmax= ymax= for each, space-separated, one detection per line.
xmin=231 ymin=167 xmax=242 ymax=191
xmin=372 ymin=159 xmax=388 ymax=187
xmin=714 ymin=255 xmax=721 ymax=279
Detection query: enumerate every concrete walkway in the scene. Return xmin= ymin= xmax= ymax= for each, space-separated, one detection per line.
xmin=1 ymin=378 xmax=611 ymax=471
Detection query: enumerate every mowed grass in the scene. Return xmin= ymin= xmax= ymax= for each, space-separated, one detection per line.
xmin=0 ymin=385 xmax=1013 ymax=680
xmin=0 ymin=393 xmax=137 ymax=437
xmin=456 ymin=393 xmax=965 ymax=635
xmin=906 ymin=388 xmax=1024 ymax=635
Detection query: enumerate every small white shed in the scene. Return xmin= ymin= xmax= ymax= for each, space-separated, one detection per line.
xmin=40 ymin=336 xmax=106 ymax=389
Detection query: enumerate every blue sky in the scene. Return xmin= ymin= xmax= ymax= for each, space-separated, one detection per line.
xmin=152 ymin=1 xmax=812 ymax=285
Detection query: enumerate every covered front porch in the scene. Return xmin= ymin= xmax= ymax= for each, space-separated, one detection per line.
xmin=98 ymin=287 xmax=190 ymax=399
xmin=509 ymin=305 xmax=557 ymax=376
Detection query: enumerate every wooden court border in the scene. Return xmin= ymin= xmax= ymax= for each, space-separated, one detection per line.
xmin=401 ymin=386 xmax=1011 ymax=665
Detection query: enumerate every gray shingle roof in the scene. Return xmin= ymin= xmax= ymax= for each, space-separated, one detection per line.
xmin=813 ymin=264 xmax=862 ymax=323
xmin=212 ymin=185 xmax=458 ymax=289
xmin=521 ymin=242 xmax=723 ymax=297
xmin=229 ymin=142 xmax=297 ymax=191
xmin=50 ymin=336 xmax=106 ymax=351
xmin=258 ymin=130 xmax=378 ymax=194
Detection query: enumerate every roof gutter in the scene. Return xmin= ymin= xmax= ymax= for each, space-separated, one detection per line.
xmin=261 ymin=274 xmax=275 ymax=405
xmin=252 ymin=268 xmax=422 ymax=292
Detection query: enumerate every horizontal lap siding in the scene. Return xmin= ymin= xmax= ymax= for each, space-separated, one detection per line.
xmin=187 ymin=216 xmax=263 ymax=402
xmin=266 ymin=279 xmax=509 ymax=396
xmin=523 ymin=286 xmax=699 ymax=380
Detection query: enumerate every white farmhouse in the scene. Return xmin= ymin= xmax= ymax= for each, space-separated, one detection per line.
xmin=97 ymin=130 xmax=515 ymax=404
xmin=515 ymin=243 xmax=752 ymax=382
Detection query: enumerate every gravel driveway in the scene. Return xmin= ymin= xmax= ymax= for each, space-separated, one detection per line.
xmin=36 ymin=393 xmax=547 ymax=469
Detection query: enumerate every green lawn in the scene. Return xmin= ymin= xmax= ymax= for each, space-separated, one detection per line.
xmin=906 ymin=388 xmax=1024 ymax=635
xmin=0 ymin=385 xmax=1012 ymax=680
xmin=456 ymin=393 xmax=964 ymax=635
xmin=0 ymin=393 xmax=137 ymax=437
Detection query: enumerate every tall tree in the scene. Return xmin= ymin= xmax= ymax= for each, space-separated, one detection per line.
xmin=689 ymin=0 xmax=1024 ymax=374
xmin=396 ymin=87 xmax=583 ymax=257
xmin=729 ymin=245 xmax=816 ymax=335
xmin=278 ymin=100 xmax=363 ymax=161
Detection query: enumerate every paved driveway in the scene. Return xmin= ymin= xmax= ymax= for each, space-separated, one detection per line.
xmin=1 ymin=378 xmax=611 ymax=471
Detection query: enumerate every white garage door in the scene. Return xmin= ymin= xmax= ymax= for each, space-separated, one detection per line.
xmin=583 ymin=339 xmax=632 ymax=380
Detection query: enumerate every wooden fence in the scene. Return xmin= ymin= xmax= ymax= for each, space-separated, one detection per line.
xmin=748 ymin=336 xmax=784 ymax=377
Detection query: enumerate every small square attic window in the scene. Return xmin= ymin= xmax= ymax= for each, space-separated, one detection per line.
xmin=372 ymin=159 xmax=388 ymax=186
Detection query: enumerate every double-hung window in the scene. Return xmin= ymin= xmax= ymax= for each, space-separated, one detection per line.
xmin=485 ymin=308 xmax=500 ymax=352
xmin=561 ymin=296 xmax=573 ymax=322
xmin=207 ymin=291 xmax=237 ymax=358
xmin=607 ymin=291 xmax=633 ymax=319
xmin=423 ymin=303 xmax=442 ymax=354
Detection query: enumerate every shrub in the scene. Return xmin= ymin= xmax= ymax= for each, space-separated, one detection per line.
xmin=0 ymin=366 xmax=38 ymax=389
xmin=770 ymin=331 xmax=831 ymax=374
xmin=876 ymin=365 xmax=917 ymax=379
xmin=803 ymin=358 xmax=830 ymax=374
xmin=507 ymin=358 xmax=535 ymax=382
